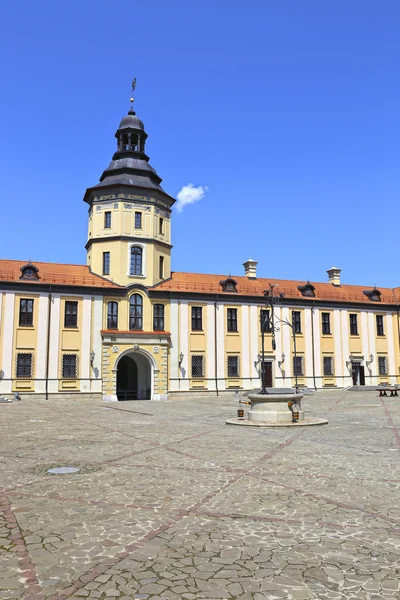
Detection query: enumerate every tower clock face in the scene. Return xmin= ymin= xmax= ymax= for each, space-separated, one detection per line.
xmin=24 ymin=268 xmax=35 ymax=277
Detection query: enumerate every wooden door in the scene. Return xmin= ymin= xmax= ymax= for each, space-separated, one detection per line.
xmin=262 ymin=362 xmax=273 ymax=388
xmin=359 ymin=365 xmax=365 ymax=386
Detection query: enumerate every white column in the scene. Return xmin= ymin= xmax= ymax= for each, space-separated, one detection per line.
xmin=341 ymin=310 xmax=350 ymax=386
xmin=282 ymin=307 xmax=292 ymax=382
xmin=206 ymin=303 xmax=216 ymax=391
xmin=367 ymin=312 xmax=376 ymax=384
xmin=304 ymin=308 xmax=313 ymax=386
xmin=387 ymin=313 xmax=396 ymax=384
xmin=249 ymin=305 xmax=259 ymax=387
xmin=48 ymin=294 xmax=60 ymax=392
xmin=274 ymin=305 xmax=283 ymax=388
xmin=179 ymin=302 xmax=189 ymax=391
xmin=241 ymin=305 xmax=250 ymax=389
xmin=216 ymin=303 xmax=225 ymax=390
xmin=35 ymin=294 xmax=49 ymax=393
xmin=312 ymin=307 xmax=321 ymax=388
xmin=80 ymin=296 xmax=92 ymax=391
xmin=361 ymin=312 xmax=369 ymax=382
xmin=92 ymin=296 xmax=103 ymax=393
xmin=169 ymin=299 xmax=179 ymax=391
xmin=334 ymin=309 xmax=343 ymax=386
xmin=0 ymin=292 xmax=15 ymax=394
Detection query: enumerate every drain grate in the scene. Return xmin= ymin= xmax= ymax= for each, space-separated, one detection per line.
xmin=47 ymin=467 xmax=80 ymax=475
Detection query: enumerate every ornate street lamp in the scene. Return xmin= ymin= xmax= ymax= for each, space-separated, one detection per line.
xmin=260 ymin=283 xmax=299 ymax=394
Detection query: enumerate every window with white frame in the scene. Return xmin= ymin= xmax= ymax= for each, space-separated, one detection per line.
xmin=323 ymin=356 xmax=334 ymax=376
xmin=227 ymin=355 xmax=240 ymax=377
xmin=16 ymin=353 xmax=32 ymax=378
xmin=293 ymin=356 xmax=304 ymax=376
xmin=129 ymin=294 xmax=143 ymax=330
xmin=62 ymin=354 xmax=78 ymax=379
xmin=378 ymin=356 xmax=388 ymax=376
xmin=130 ymin=246 xmax=143 ymax=275
xmin=191 ymin=355 xmax=204 ymax=378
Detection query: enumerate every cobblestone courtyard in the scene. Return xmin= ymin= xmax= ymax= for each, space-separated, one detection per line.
xmin=1 ymin=391 xmax=400 ymax=600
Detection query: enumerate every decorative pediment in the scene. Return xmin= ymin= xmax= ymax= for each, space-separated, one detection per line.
xmin=297 ymin=282 xmax=315 ymax=297
xmin=19 ymin=262 xmax=40 ymax=281
xmin=219 ymin=277 xmax=238 ymax=293
xmin=363 ymin=288 xmax=381 ymax=302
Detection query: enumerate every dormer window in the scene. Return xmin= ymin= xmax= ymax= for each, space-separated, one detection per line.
xmin=363 ymin=288 xmax=382 ymax=302
xmin=219 ymin=277 xmax=238 ymax=293
xmin=297 ymin=282 xmax=315 ymax=297
xmin=19 ymin=262 xmax=40 ymax=281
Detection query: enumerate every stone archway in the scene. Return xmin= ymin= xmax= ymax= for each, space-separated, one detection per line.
xmin=116 ymin=350 xmax=153 ymax=401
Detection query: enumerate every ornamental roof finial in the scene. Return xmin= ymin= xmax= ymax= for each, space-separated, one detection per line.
xmin=130 ymin=77 xmax=136 ymax=111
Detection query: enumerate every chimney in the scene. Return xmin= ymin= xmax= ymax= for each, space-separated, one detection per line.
xmin=327 ymin=266 xmax=341 ymax=286
xmin=243 ymin=258 xmax=258 ymax=279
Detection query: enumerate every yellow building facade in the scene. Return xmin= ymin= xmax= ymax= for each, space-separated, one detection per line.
xmin=1 ymin=102 xmax=400 ymax=400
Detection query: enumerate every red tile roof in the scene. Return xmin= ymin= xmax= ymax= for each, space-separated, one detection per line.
xmin=0 ymin=260 xmax=121 ymax=289
xmin=153 ymin=272 xmax=398 ymax=304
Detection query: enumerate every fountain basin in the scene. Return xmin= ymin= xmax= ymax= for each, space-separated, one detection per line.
xmin=247 ymin=392 xmax=304 ymax=423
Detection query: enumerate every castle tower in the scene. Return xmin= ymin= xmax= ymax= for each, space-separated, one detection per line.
xmin=84 ymin=97 xmax=175 ymax=287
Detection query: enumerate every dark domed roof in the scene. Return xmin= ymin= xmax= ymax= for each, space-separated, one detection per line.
xmin=118 ymin=110 xmax=144 ymax=131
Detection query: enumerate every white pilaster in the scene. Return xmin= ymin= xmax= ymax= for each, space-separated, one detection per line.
xmin=274 ymin=305 xmax=284 ymax=388
xmin=241 ymin=305 xmax=250 ymax=388
xmin=92 ymin=296 xmax=103 ymax=392
xmin=367 ymin=312 xmax=376 ymax=383
xmin=80 ymin=296 xmax=92 ymax=391
xmin=282 ymin=307 xmax=292 ymax=380
xmin=179 ymin=302 xmax=189 ymax=391
xmin=35 ymin=294 xmax=49 ymax=393
xmin=312 ymin=307 xmax=321 ymax=388
xmin=48 ymin=294 xmax=60 ymax=392
xmin=387 ymin=313 xmax=396 ymax=384
xmin=341 ymin=310 xmax=350 ymax=385
xmin=216 ymin=302 xmax=225 ymax=390
xmin=206 ymin=303 xmax=216 ymax=390
xmin=361 ymin=312 xmax=369 ymax=376
xmin=334 ymin=309 xmax=343 ymax=386
xmin=304 ymin=308 xmax=313 ymax=385
xmin=249 ymin=305 xmax=258 ymax=386
xmin=0 ymin=292 xmax=15 ymax=393
xmin=169 ymin=299 xmax=179 ymax=390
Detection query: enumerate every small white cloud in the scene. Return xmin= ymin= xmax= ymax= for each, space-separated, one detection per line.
xmin=176 ymin=183 xmax=208 ymax=213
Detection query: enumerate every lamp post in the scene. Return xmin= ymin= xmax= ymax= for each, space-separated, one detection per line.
xmin=260 ymin=284 xmax=299 ymax=394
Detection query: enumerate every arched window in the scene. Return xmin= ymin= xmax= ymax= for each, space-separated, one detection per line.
xmin=153 ymin=304 xmax=164 ymax=331
xmin=129 ymin=294 xmax=143 ymax=330
xmin=107 ymin=302 xmax=118 ymax=330
xmin=130 ymin=246 xmax=143 ymax=275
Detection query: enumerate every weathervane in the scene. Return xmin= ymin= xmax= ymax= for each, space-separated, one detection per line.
xmin=130 ymin=77 xmax=136 ymax=110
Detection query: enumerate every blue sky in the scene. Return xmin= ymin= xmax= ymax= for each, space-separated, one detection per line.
xmin=0 ymin=1 xmax=398 ymax=286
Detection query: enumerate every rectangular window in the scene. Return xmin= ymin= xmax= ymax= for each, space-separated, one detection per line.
xmin=293 ymin=356 xmax=304 ymax=376
xmin=378 ymin=356 xmax=388 ymax=376
xmin=107 ymin=302 xmax=118 ymax=330
xmin=153 ymin=304 xmax=165 ymax=331
xmin=103 ymin=251 xmax=110 ymax=275
xmin=191 ymin=355 xmax=204 ymax=378
xmin=16 ymin=353 xmax=32 ymax=378
xmin=227 ymin=355 xmax=240 ymax=377
xmin=376 ymin=315 xmax=384 ymax=336
xmin=292 ymin=311 xmax=301 ymax=334
xmin=323 ymin=356 xmax=334 ymax=376
xmin=227 ymin=308 xmax=238 ymax=332
xmin=260 ymin=309 xmax=271 ymax=333
xmin=321 ymin=312 xmax=331 ymax=335
xmin=159 ymin=256 xmax=164 ymax=279
xmin=135 ymin=211 xmax=142 ymax=229
xmin=159 ymin=217 xmax=164 ymax=234
xmin=64 ymin=301 xmax=78 ymax=328
xmin=19 ymin=299 xmax=34 ymax=326
xmin=62 ymin=354 xmax=77 ymax=379
xmin=104 ymin=211 xmax=111 ymax=228
xmin=349 ymin=314 xmax=358 ymax=335
xmin=191 ymin=307 xmax=203 ymax=331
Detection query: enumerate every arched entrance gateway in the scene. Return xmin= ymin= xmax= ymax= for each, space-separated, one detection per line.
xmin=116 ymin=350 xmax=152 ymax=400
